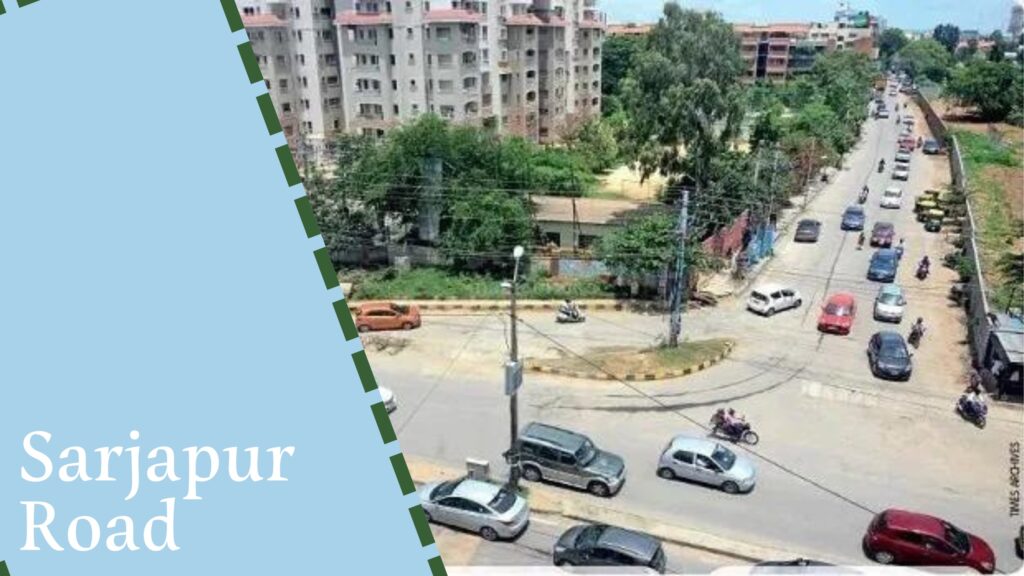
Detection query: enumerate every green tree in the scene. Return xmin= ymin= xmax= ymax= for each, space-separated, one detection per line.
xmin=987 ymin=30 xmax=1006 ymax=62
xmin=621 ymin=3 xmax=746 ymax=193
xmin=932 ymin=23 xmax=961 ymax=54
xmin=944 ymin=60 xmax=1024 ymax=121
xmin=894 ymin=39 xmax=954 ymax=82
xmin=601 ymin=34 xmax=644 ymax=99
xmin=749 ymin=103 xmax=785 ymax=150
xmin=441 ymin=189 xmax=534 ymax=271
xmin=957 ymin=39 xmax=979 ymax=62
xmin=878 ymin=28 xmax=908 ymax=66
xmin=597 ymin=213 xmax=676 ymax=281
xmin=566 ymin=117 xmax=620 ymax=173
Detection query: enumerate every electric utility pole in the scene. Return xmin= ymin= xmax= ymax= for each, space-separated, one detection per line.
xmin=667 ymin=188 xmax=690 ymax=347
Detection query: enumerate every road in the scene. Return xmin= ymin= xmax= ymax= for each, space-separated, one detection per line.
xmin=367 ymin=94 xmax=1024 ymax=573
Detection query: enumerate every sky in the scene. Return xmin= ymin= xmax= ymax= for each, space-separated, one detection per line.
xmin=601 ymin=0 xmax=1022 ymax=34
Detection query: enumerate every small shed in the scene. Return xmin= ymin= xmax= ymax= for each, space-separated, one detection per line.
xmin=532 ymin=195 xmax=667 ymax=252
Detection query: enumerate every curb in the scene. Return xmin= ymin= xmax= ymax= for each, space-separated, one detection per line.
xmin=347 ymin=300 xmax=668 ymax=314
xmin=524 ymin=340 xmax=736 ymax=381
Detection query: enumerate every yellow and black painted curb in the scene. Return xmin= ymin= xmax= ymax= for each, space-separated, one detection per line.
xmin=524 ymin=340 xmax=736 ymax=381
xmin=347 ymin=300 xmax=667 ymax=313
xmin=218 ymin=2 xmax=445 ymax=575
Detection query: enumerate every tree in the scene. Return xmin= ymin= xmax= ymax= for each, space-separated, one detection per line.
xmin=597 ymin=213 xmax=676 ymax=281
xmin=944 ymin=60 xmax=1024 ymax=121
xmin=441 ymin=189 xmax=534 ymax=272
xmin=749 ymin=103 xmax=784 ymax=150
xmin=878 ymin=28 xmax=908 ymax=66
xmin=566 ymin=117 xmax=620 ymax=173
xmin=601 ymin=34 xmax=644 ymax=99
xmin=894 ymin=39 xmax=954 ymax=82
xmin=987 ymin=30 xmax=1006 ymax=62
xmin=933 ymin=24 xmax=961 ymax=54
xmin=957 ymin=39 xmax=979 ymax=62
xmin=621 ymin=3 xmax=746 ymax=193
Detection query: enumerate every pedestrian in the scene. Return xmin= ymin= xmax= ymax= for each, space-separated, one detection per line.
xmin=895 ymin=238 xmax=905 ymax=260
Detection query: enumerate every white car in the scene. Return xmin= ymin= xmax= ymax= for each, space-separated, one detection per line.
xmin=747 ymin=284 xmax=803 ymax=316
xmin=892 ymin=164 xmax=910 ymax=181
xmin=380 ymin=386 xmax=397 ymax=413
xmin=419 ymin=477 xmax=530 ymax=541
xmin=881 ymin=187 xmax=904 ymax=207
xmin=895 ymin=150 xmax=912 ymax=164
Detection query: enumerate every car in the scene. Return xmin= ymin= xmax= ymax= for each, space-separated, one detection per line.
xmin=873 ymin=284 xmax=907 ymax=323
xmin=876 ymin=108 xmax=890 ymax=119
xmin=895 ymin=150 xmax=912 ymax=164
xmin=881 ymin=186 xmax=903 ymax=208
xmin=867 ymin=249 xmax=900 ymax=283
xmin=747 ymin=284 xmax=802 ymax=316
xmin=863 ymin=509 xmax=995 ymax=573
xmin=922 ymin=139 xmax=941 ymax=154
xmin=892 ymin=164 xmax=910 ymax=181
xmin=418 ymin=477 xmax=529 ymax=541
xmin=355 ymin=302 xmax=421 ymax=332
xmin=902 ymin=115 xmax=915 ymax=126
xmin=553 ymin=524 xmax=667 ymax=573
xmin=517 ymin=422 xmax=626 ymax=497
xmin=841 ymin=205 xmax=866 ymax=231
xmin=379 ymin=385 xmax=397 ymax=412
xmin=656 ymin=434 xmax=757 ymax=494
xmin=794 ymin=219 xmax=822 ymax=243
xmin=818 ymin=293 xmax=856 ymax=335
xmin=751 ymin=559 xmax=861 ymax=575
xmin=867 ymin=331 xmax=913 ymax=380
xmin=870 ymin=221 xmax=895 ymax=247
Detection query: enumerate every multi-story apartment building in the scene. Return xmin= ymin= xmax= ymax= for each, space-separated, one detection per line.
xmin=240 ymin=1 xmax=346 ymax=164
xmin=735 ymin=23 xmax=811 ymax=82
xmin=335 ymin=0 xmax=604 ymax=143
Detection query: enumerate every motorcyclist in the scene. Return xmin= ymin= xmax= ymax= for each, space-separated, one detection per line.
xmin=909 ymin=317 xmax=926 ymax=346
xmin=723 ymin=408 xmax=746 ymax=436
xmin=962 ymin=389 xmax=986 ymax=420
xmin=917 ymin=255 xmax=930 ymax=277
xmin=559 ymin=299 xmax=580 ymax=320
xmin=917 ymin=136 xmax=923 ymax=149
xmin=895 ymin=238 xmax=905 ymax=260
xmin=857 ymin=231 xmax=866 ymax=250
xmin=878 ymin=159 xmax=886 ymax=172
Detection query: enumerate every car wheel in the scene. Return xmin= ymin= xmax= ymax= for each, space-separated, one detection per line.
xmin=358 ymin=324 xmax=370 ymax=333
xmin=873 ymin=550 xmax=895 ymax=565
xmin=480 ymin=526 xmax=499 ymax=541
xmin=588 ymin=481 xmax=611 ymax=497
xmin=721 ymin=481 xmax=740 ymax=494
xmin=766 ymin=307 xmax=776 ymax=317
xmin=522 ymin=465 xmax=542 ymax=482
xmin=402 ymin=322 xmax=413 ymax=330
xmin=657 ymin=467 xmax=676 ymax=480
xmin=794 ymin=299 xmax=802 ymax=308
xmin=554 ymin=559 xmax=571 ymax=567
xmin=423 ymin=509 xmax=433 ymax=523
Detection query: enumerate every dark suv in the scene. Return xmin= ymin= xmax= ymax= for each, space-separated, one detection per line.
xmin=516 ymin=422 xmax=625 ymax=497
xmin=554 ymin=524 xmax=666 ymax=573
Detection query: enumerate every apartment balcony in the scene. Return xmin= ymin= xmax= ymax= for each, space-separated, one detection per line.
xmin=354 ymin=88 xmax=383 ymax=97
xmin=352 ymin=63 xmax=382 ymax=72
xmin=336 ymin=11 xmax=392 ymax=25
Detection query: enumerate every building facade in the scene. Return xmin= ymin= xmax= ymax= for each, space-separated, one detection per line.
xmin=1010 ymin=1 xmax=1024 ymax=40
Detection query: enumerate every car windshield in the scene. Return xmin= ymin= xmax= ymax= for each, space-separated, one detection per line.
xmin=488 ymin=487 xmax=518 ymax=513
xmin=825 ymin=304 xmax=851 ymax=316
xmin=576 ymin=439 xmax=598 ymax=466
xmin=878 ymin=292 xmax=901 ymax=305
xmin=710 ymin=445 xmax=736 ymax=471
xmin=431 ymin=479 xmax=460 ymax=500
xmin=578 ymin=524 xmax=605 ymax=548
xmin=845 ymin=208 xmax=863 ymax=217
xmin=873 ymin=253 xmax=895 ymax=265
xmin=943 ymin=522 xmax=970 ymax=555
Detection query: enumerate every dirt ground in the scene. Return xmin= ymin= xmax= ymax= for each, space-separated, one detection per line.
xmin=596 ymin=162 xmax=666 ymax=201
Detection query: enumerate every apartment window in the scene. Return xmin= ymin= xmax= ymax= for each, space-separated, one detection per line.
xmin=482 ymin=49 xmax=489 ymax=63
xmin=275 ymin=55 xmax=286 ymax=67
xmin=482 ymin=26 xmax=488 ymax=40
xmin=324 ymin=54 xmax=338 ymax=65
xmin=392 ymin=80 xmax=398 ymax=90
xmin=279 ymin=79 xmax=289 ymax=90
xmin=526 ymin=49 xmax=535 ymax=58
xmin=592 ymin=63 xmax=600 ymax=72
xmin=282 ymin=103 xmax=292 ymax=113
xmin=320 ymin=6 xmax=334 ymax=18
xmin=437 ymin=54 xmax=453 ymax=68
xmin=328 ymin=98 xmax=342 ymax=107
xmin=592 ymin=47 xmax=600 ymax=57
xmin=390 ymin=54 xmax=397 ymax=65
xmin=302 ymin=76 xmax=309 ymax=88
xmin=297 ymin=31 xmax=303 ymax=42
xmin=412 ymin=104 xmax=420 ymax=114
xmin=408 ymin=53 xmax=416 ymax=65
xmin=275 ymin=31 xmax=285 ymax=43
xmin=591 ymin=97 xmax=599 ymax=106
xmin=242 ymin=7 xmax=256 ymax=15
xmin=303 ymin=99 xmax=311 ymax=110
xmin=463 ymin=77 xmax=477 ymax=90
xmin=284 ymin=125 xmax=294 ymax=137
xmin=410 ymin=79 xmax=418 ymax=90
xmin=438 ymin=79 xmax=454 ymax=93
xmin=293 ymin=7 xmax=301 ymax=18
xmin=326 ymin=76 xmax=339 ymax=86
xmin=407 ymin=27 xmax=414 ymax=39
xmin=425 ymin=1 xmax=430 ymax=10
xmin=322 ymin=30 xmax=333 ymax=41
xmin=440 ymin=105 xmax=455 ymax=118
xmin=526 ymin=70 xmax=536 ymax=79
xmin=299 ymin=54 xmax=307 ymax=65
xmin=386 ymin=2 xmax=392 ymax=12
xmin=405 ymin=0 xmax=412 ymax=11
xmin=393 ymin=104 xmax=400 ymax=115
xmin=388 ymin=28 xmax=394 ymax=39
xmin=334 ymin=119 xmax=341 ymax=130
xmin=436 ymin=27 xmax=452 ymax=41
xmin=425 ymin=28 xmax=431 ymax=39
xmin=526 ymin=27 xmax=534 ymax=36
xmin=427 ymin=54 xmax=433 ymax=65
xmin=265 ymin=80 xmax=271 ymax=90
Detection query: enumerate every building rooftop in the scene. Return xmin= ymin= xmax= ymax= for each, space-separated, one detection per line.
xmin=733 ymin=22 xmax=812 ymax=35
xmin=242 ymin=14 xmax=288 ymax=28
xmin=336 ymin=10 xmax=393 ymax=25
xmin=533 ymin=195 xmax=665 ymax=226
xmin=504 ymin=14 xmax=566 ymax=27
xmin=607 ymin=23 xmax=653 ymax=35
xmin=424 ymin=9 xmax=485 ymax=23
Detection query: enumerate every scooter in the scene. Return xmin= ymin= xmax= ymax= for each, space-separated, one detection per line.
xmin=916 ymin=263 xmax=929 ymax=280
xmin=710 ymin=410 xmax=760 ymax=445
xmin=556 ymin=310 xmax=586 ymax=324
xmin=908 ymin=326 xmax=924 ymax=349
xmin=877 ymin=160 xmax=885 ymax=173
xmin=956 ymin=395 xmax=988 ymax=428
xmin=858 ymin=188 xmax=869 ymax=204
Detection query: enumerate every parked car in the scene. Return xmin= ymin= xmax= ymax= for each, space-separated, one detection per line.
xmin=355 ymin=302 xmax=422 ymax=332
xmin=418 ymin=477 xmax=529 ymax=541
xmin=1016 ymin=524 xmax=1023 ymax=559
xmin=379 ymin=386 xmax=397 ymax=413
xmin=794 ymin=219 xmax=822 ymax=243
xmin=895 ymin=150 xmax=912 ymax=164
xmin=841 ymin=205 xmax=866 ymax=231
xmin=870 ymin=221 xmax=895 ymax=247
xmin=751 ymin=559 xmax=861 ymax=575
xmin=873 ymin=284 xmax=907 ymax=323
xmin=876 ymin=108 xmax=890 ymax=119
xmin=517 ymin=422 xmax=626 ymax=497
xmin=863 ymin=509 xmax=995 ymax=573
xmin=867 ymin=331 xmax=913 ymax=380
xmin=553 ymin=524 xmax=667 ymax=573
xmin=922 ymin=139 xmax=941 ymax=155
xmin=818 ymin=293 xmax=857 ymax=335
xmin=881 ymin=186 xmax=904 ymax=208
xmin=747 ymin=284 xmax=803 ymax=316
xmin=867 ymin=249 xmax=900 ymax=283
xmin=656 ymin=434 xmax=757 ymax=494
xmin=892 ymin=164 xmax=910 ymax=181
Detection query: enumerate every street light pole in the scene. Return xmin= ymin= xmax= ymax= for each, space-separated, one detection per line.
xmin=507 ymin=245 xmax=524 ymax=490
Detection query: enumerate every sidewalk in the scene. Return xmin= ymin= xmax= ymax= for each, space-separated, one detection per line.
xmin=406 ymin=456 xmax=859 ymax=565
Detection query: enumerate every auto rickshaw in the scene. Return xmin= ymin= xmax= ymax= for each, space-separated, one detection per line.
xmin=924 ymin=213 xmax=943 ymax=232
xmin=915 ymin=199 xmax=938 ymax=217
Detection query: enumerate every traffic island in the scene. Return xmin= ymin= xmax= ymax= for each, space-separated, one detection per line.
xmin=524 ymin=338 xmax=736 ymax=381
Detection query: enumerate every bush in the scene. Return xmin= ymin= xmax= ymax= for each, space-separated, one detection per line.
xmin=351 ymin=267 xmax=616 ymax=300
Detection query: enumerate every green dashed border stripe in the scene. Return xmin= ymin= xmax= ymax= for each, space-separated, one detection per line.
xmin=219 ymin=3 xmax=446 ymax=575
xmin=0 ymin=560 xmax=10 ymax=576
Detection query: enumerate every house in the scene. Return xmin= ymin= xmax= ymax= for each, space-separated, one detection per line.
xmin=532 ymin=195 xmax=666 ymax=252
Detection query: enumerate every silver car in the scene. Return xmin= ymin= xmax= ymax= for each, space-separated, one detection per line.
xmin=656 ymin=435 xmax=756 ymax=494
xmin=419 ymin=477 xmax=529 ymax=540
xmin=873 ymin=284 xmax=906 ymax=323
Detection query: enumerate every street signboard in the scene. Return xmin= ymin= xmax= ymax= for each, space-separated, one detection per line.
xmin=504 ymin=361 xmax=522 ymax=395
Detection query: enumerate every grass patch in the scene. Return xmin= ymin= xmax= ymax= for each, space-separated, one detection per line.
xmin=348 ymin=267 xmax=617 ymax=301
xmin=528 ymin=338 xmax=734 ymax=378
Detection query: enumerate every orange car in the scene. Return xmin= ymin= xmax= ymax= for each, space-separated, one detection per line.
xmin=356 ymin=302 xmax=422 ymax=333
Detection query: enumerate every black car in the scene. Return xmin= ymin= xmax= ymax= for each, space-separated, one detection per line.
xmin=553 ymin=524 xmax=667 ymax=573
xmin=867 ymin=331 xmax=913 ymax=380
xmin=841 ymin=206 xmax=866 ymax=231
xmin=1016 ymin=524 xmax=1023 ymax=559
xmin=922 ymin=139 xmax=941 ymax=155
xmin=752 ymin=558 xmax=859 ymax=574
xmin=794 ymin=219 xmax=822 ymax=243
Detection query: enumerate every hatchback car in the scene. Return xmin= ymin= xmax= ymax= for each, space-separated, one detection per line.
xmin=517 ymin=422 xmax=626 ymax=497
xmin=794 ymin=219 xmax=822 ymax=243
xmin=870 ymin=222 xmax=895 ymax=247
xmin=747 ymin=284 xmax=802 ymax=316
xmin=895 ymin=150 xmax=912 ymax=164
xmin=355 ymin=302 xmax=422 ymax=332
xmin=876 ymin=108 xmax=890 ymax=119
xmin=656 ymin=435 xmax=756 ymax=494
xmin=892 ymin=164 xmax=910 ymax=181
xmin=863 ymin=509 xmax=995 ymax=573
xmin=841 ymin=206 xmax=866 ymax=231
xmin=922 ymin=139 xmax=941 ymax=155
xmin=867 ymin=249 xmax=900 ymax=282
xmin=379 ymin=386 xmax=397 ymax=413
xmin=873 ymin=284 xmax=907 ymax=323
xmin=554 ymin=524 xmax=667 ymax=573
xmin=419 ymin=477 xmax=529 ymax=541
xmin=881 ymin=186 xmax=904 ymax=208
xmin=867 ymin=331 xmax=913 ymax=380
xmin=818 ymin=293 xmax=856 ymax=335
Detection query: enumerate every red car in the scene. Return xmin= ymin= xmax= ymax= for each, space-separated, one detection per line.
xmin=817 ymin=293 xmax=856 ymax=335
xmin=355 ymin=302 xmax=422 ymax=332
xmin=863 ymin=509 xmax=996 ymax=573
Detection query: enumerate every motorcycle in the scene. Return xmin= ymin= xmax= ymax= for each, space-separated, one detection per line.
xmin=710 ymin=410 xmax=760 ymax=445
xmin=877 ymin=160 xmax=885 ymax=173
xmin=916 ymin=263 xmax=930 ymax=280
xmin=858 ymin=188 xmax=869 ymax=204
xmin=556 ymin=310 xmax=586 ymax=324
xmin=908 ymin=325 xmax=924 ymax=348
xmin=956 ymin=395 xmax=987 ymax=428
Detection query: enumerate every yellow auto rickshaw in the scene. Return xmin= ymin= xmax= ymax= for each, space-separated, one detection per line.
xmin=915 ymin=199 xmax=938 ymax=217
xmin=924 ymin=212 xmax=944 ymax=232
